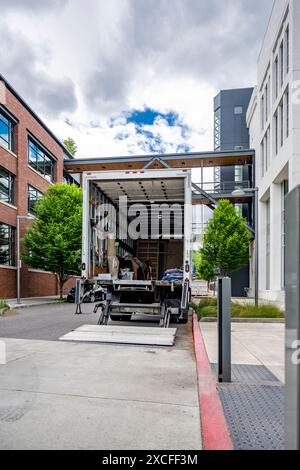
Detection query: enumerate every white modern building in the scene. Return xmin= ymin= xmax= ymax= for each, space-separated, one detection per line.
xmin=247 ymin=0 xmax=300 ymax=306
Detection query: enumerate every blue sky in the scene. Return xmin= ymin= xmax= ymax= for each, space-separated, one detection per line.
xmin=126 ymin=109 xmax=179 ymax=127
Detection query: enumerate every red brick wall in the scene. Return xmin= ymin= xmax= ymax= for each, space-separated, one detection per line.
xmin=0 ymin=80 xmax=77 ymax=299
xmin=0 ymin=267 xmax=17 ymax=299
xmin=26 ymin=271 xmax=77 ymax=298
xmin=0 ymin=266 xmax=78 ymax=299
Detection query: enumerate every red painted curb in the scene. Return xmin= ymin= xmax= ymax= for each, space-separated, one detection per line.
xmin=193 ymin=313 xmax=233 ymax=451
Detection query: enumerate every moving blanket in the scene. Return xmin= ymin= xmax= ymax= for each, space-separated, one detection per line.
xmin=161 ymin=268 xmax=183 ymax=282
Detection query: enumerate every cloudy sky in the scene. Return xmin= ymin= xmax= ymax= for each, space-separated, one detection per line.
xmin=0 ymin=0 xmax=274 ymax=158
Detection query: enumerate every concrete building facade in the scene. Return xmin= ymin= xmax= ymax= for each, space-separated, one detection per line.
xmin=247 ymin=0 xmax=300 ymax=306
xmin=0 ymin=75 xmax=76 ymax=299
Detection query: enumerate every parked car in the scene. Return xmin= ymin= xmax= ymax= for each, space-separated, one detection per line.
xmin=67 ymin=285 xmax=105 ymax=303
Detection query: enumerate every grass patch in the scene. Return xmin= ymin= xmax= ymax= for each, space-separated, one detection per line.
xmin=191 ymin=298 xmax=285 ymax=320
xmin=0 ymin=299 xmax=9 ymax=310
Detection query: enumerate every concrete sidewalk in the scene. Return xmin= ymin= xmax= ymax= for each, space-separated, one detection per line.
xmin=200 ymin=322 xmax=284 ymax=382
xmin=0 ymin=304 xmax=201 ymax=450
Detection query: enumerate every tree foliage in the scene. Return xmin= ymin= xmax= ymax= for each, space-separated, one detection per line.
xmin=200 ymin=200 xmax=251 ymax=278
xmin=22 ymin=183 xmax=83 ymax=298
xmin=63 ymin=137 xmax=77 ymax=156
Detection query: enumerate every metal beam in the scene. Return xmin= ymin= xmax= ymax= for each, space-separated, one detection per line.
xmin=143 ymin=156 xmax=171 ymax=169
xmin=192 ymin=182 xmax=218 ymax=207
xmin=64 ymin=149 xmax=254 ymax=172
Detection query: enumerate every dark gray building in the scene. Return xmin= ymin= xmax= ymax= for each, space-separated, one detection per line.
xmin=214 ymin=87 xmax=253 ymax=152
xmin=214 ymin=87 xmax=253 ymax=297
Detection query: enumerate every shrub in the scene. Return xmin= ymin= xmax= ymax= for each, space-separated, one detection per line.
xmin=193 ymin=298 xmax=284 ymax=320
xmin=0 ymin=299 xmax=9 ymax=309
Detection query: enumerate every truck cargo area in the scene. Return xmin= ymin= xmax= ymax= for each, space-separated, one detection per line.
xmin=80 ymin=169 xmax=192 ymax=329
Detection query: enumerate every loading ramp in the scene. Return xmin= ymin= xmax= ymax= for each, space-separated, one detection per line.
xmin=59 ymin=324 xmax=177 ymax=347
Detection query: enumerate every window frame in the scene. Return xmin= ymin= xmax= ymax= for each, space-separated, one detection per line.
xmin=0 ymin=108 xmax=15 ymax=152
xmin=286 ymin=26 xmax=289 ymax=75
xmin=234 ymin=106 xmax=243 ymax=115
xmin=0 ymin=222 xmax=16 ymax=267
xmin=28 ymin=137 xmax=56 ymax=182
xmin=0 ymin=166 xmax=15 ymax=205
xmin=28 ymin=185 xmax=43 ymax=215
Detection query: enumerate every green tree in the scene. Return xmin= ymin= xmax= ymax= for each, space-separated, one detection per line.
xmin=193 ymin=251 xmax=202 ymax=278
xmin=64 ymin=137 xmax=77 ymax=156
xmin=200 ymin=199 xmax=251 ymax=277
xmin=22 ymin=183 xmax=83 ymax=299
xmin=198 ymin=255 xmax=215 ymax=283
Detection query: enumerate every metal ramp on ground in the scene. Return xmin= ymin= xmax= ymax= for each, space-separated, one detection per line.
xmin=59 ymin=325 xmax=177 ymax=347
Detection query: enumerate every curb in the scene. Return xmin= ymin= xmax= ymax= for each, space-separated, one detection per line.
xmin=200 ymin=317 xmax=285 ymax=323
xmin=192 ymin=312 xmax=233 ymax=451
xmin=8 ymin=301 xmax=65 ymax=310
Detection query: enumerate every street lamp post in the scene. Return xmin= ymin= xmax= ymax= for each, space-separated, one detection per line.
xmin=17 ymin=215 xmax=34 ymax=305
xmin=232 ymin=187 xmax=259 ymax=307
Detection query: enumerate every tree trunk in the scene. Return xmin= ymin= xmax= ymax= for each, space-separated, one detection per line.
xmin=57 ymin=275 xmax=65 ymax=300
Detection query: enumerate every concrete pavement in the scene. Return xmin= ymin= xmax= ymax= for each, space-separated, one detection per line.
xmin=0 ymin=304 xmax=201 ymax=450
xmin=200 ymin=322 xmax=284 ymax=383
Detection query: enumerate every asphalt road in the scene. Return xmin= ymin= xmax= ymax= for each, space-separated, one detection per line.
xmin=0 ymin=302 xmax=99 ymax=341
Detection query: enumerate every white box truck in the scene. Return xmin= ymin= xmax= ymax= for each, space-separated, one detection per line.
xmin=81 ymin=168 xmax=192 ymax=327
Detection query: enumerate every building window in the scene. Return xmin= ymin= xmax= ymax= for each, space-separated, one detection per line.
xmin=274 ymin=112 xmax=278 ymax=155
xmin=266 ymin=127 xmax=270 ymax=172
xmin=235 ymin=204 xmax=243 ymax=218
xmin=261 ymin=95 xmax=265 ymax=130
xmin=234 ymin=106 xmax=243 ymax=115
xmin=280 ymin=101 xmax=284 ymax=147
xmin=265 ymin=83 xmax=268 ymax=121
xmin=28 ymin=138 xmax=55 ymax=182
xmin=281 ymin=180 xmax=289 ymax=289
xmin=261 ymin=140 xmax=265 ymax=177
xmin=274 ymin=56 xmax=279 ymax=99
xmin=0 ymin=222 xmax=15 ymax=266
xmin=280 ymin=41 xmax=284 ymax=87
xmin=263 ymin=130 xmax=269 ymax=174
xmin=0 ymin=110 xmax=15 ymax=152
xmin=286 ymin=26 xmax=289 ymax=74
xmin=28 ymin=185 xmax=43 ymax=215
xmin=286 ymin=90 xmax=289 ymax=138
xmin=0 ymin=167 xmax=15 ymax=205
xmin=235 ymin=166 xmax=243 ymax=183
xmin=266 ymin=200 xmax=271 ymax=291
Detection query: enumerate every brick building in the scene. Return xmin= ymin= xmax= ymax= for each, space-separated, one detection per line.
xmin=0 ymin=74 xmax=76 ymax=299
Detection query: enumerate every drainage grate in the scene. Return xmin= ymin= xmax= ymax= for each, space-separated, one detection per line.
xmin=211 ymin=363 xmax=280 ymax=385
xmin=210 ymin=364 xmax=284 ymax=450
xmin=217 ymin=384 xmax=284 ymax=450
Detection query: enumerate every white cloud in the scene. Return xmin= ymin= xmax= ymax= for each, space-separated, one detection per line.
xmin=0 ymin=0 xmax=274 ymax=157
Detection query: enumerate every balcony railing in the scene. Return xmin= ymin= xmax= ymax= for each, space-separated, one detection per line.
xmin=193 ymin=180 xmax=251 ymax=195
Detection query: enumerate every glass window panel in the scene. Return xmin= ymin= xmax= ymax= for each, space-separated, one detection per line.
xmin=28 ymin=185 xmax=43 ymax=215
xmin=28 ymin=139 xmax=55 ymax=182
xmin=0 ymin=223 xmax=15 ymax=266
xmin=0 ymin=167 xmax=15 ymax=204
xmin=0 ymin=111 xmax=14 ymax=151
xmin=0 ymin=117 xmax=9 ymax=149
